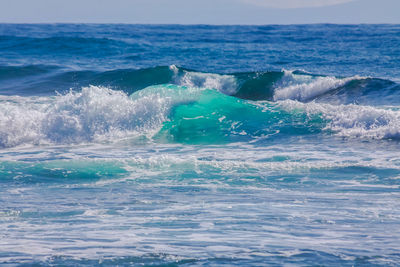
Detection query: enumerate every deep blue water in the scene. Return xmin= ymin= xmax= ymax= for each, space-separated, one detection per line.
xmin=1 ymin=24 xmax=400 ymax=266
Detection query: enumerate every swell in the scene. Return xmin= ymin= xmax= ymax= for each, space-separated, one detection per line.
xmin=0 ymin=65 xmax=58 ymax=81
xmin=0 ymin=35 xmax=128 ymax=55
xmin=1 ymin=65 xmax=399 ymax=106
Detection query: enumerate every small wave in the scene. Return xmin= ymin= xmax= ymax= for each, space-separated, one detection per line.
xmin=273 ymin=71 xmax=362 ymax=102
xmin=313 ymin=78 xmax=400 ymax=105
xmin=279 ymin=100 xmax=400 ymax=140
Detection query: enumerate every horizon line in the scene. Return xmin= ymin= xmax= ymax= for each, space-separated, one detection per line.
xmin=0 ymin=22 xmax=399 ymax=26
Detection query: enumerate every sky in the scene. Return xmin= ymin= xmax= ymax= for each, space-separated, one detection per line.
xmin=0 ymin=0 xmax=399 ymax=24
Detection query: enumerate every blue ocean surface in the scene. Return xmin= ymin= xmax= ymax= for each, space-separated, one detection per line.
xmin=0 ymin=24 xmax=400 ymax=266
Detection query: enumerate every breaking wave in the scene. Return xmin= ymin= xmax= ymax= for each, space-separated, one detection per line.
xmin=1 ymin=80 xmax=400 ymax=148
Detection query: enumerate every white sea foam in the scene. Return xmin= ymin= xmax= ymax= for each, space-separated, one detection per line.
xmin=0 ymin=86 xmax=173 ymax=148
xmin=273 ymin=71 xmax=361 ymax=101
xmin=171 ymin=67 xmax=363 ymax=101
xmin=171 ymin=65 xmax=238 ymax=95
xmin=279 ymin=100 xmax=400 ymax=139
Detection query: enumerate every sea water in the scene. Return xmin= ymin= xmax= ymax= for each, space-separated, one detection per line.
xmin=0 ymin=24 xmax=400 ymax=266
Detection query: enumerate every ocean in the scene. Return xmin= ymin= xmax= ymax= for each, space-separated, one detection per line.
xmin=0 ymin=23 xmax=400 ymax=266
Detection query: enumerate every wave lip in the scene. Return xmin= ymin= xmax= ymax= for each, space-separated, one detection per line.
xmin=172 ymin=65 xmax=238 ymax=95
xmin=273 ymin=71 xmax=363 ymax=102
